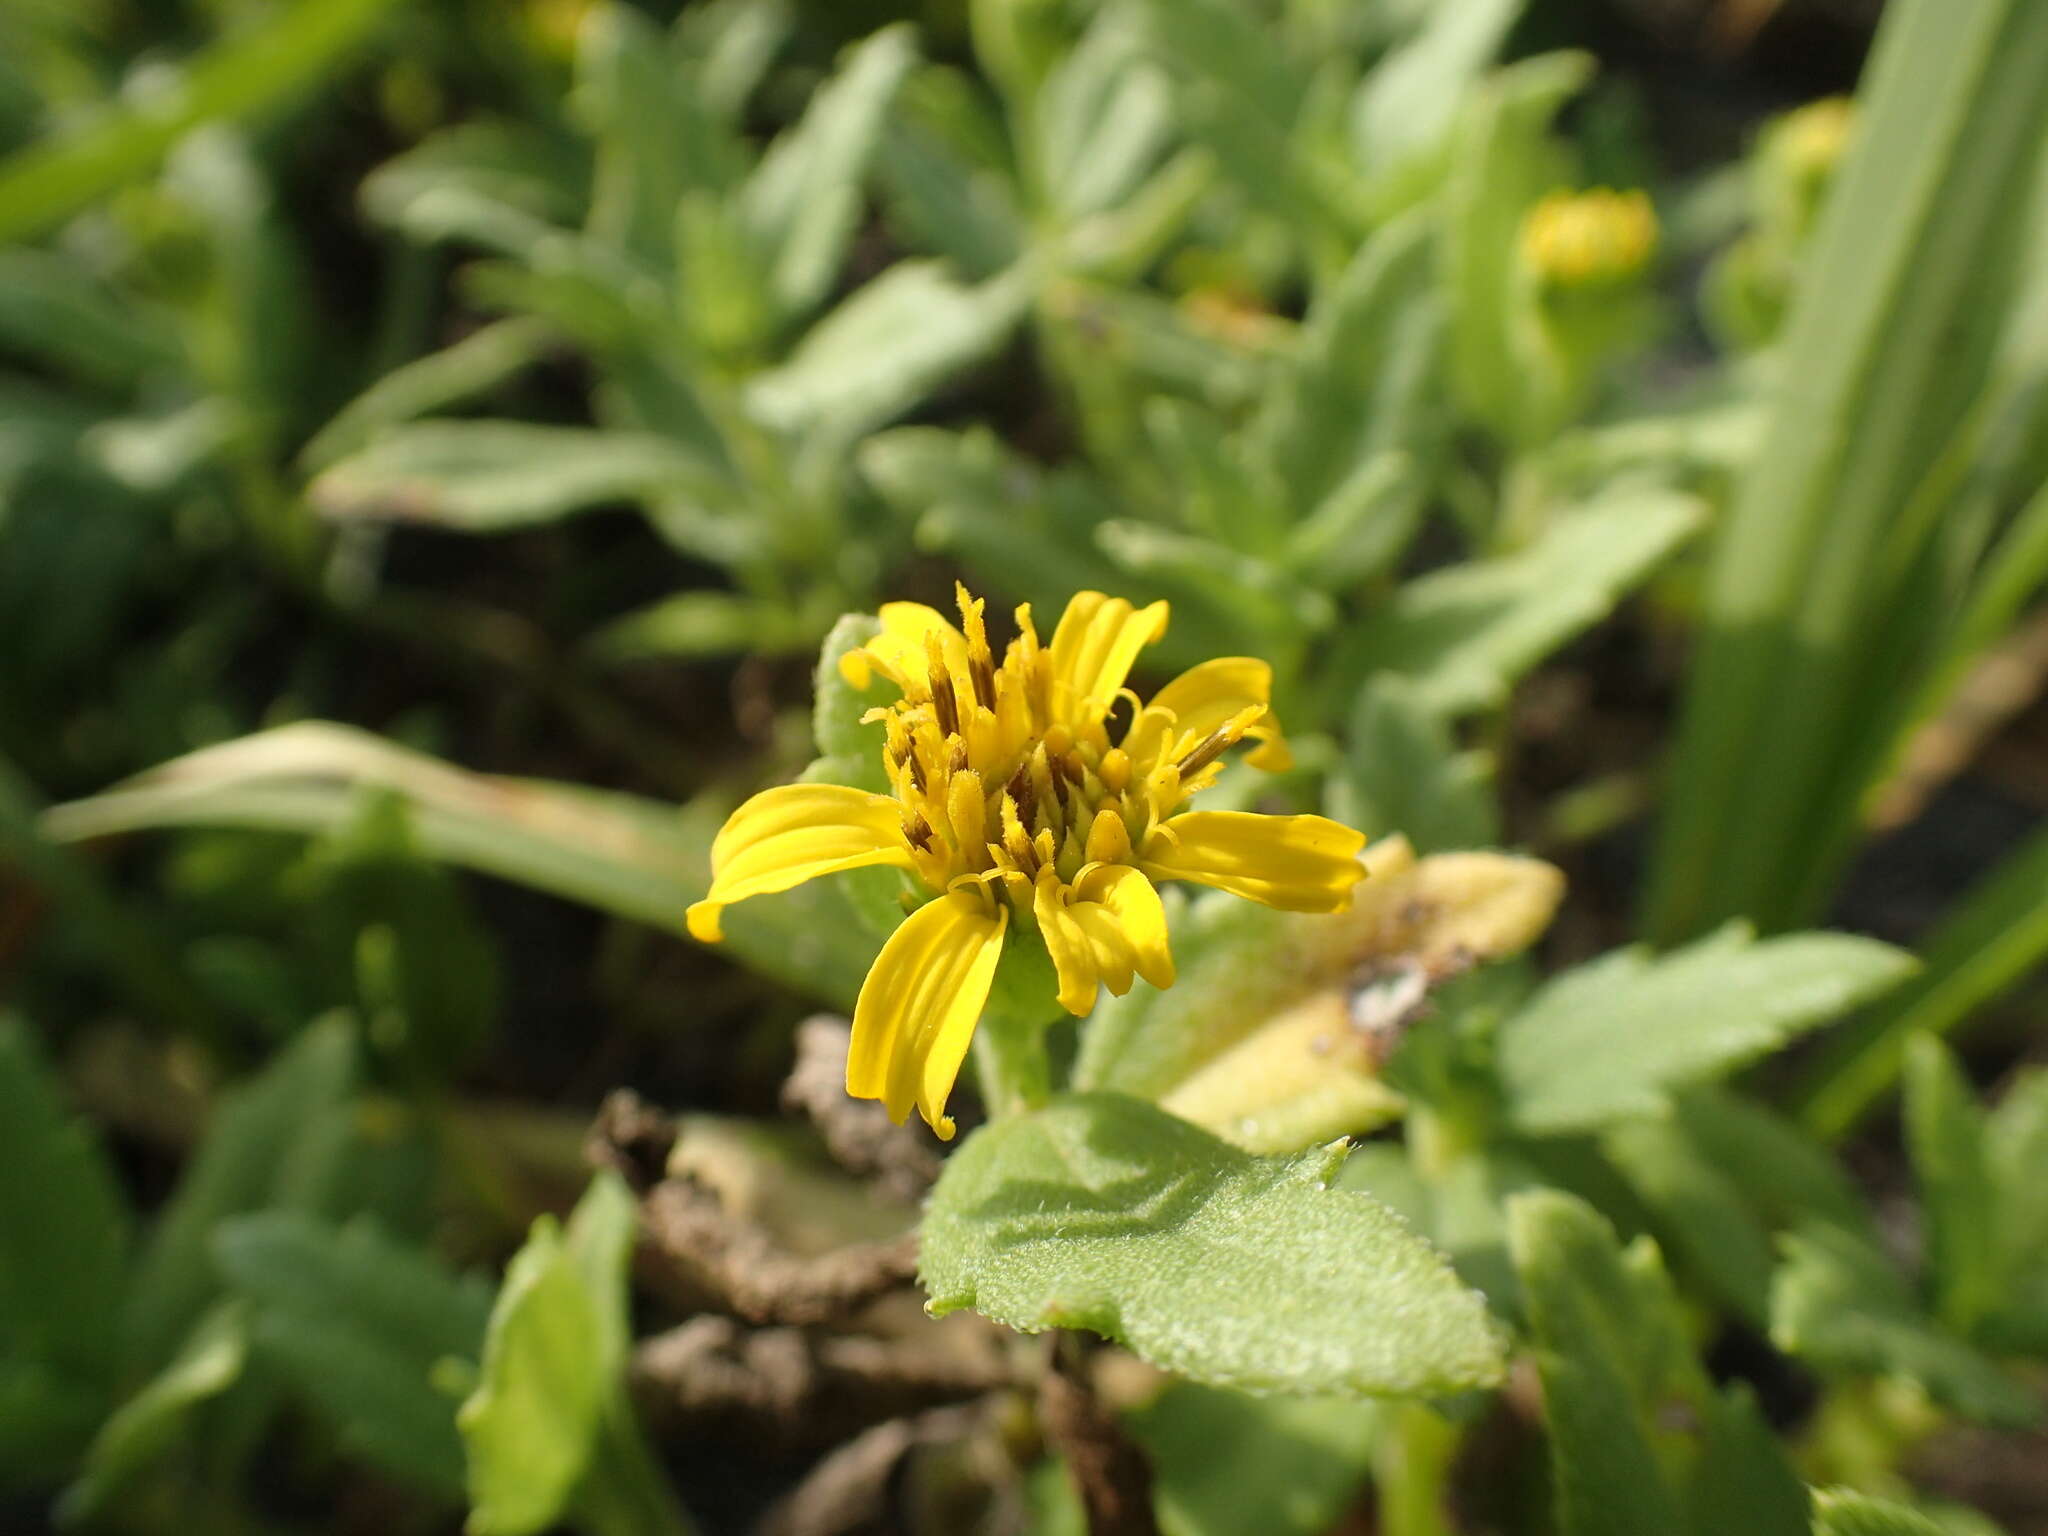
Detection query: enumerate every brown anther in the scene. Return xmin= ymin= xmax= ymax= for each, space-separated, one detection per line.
xmin=1177 ymin=726 xmax=1236 ymax=776
xmin=970 ymin=656 xmax=997 ymax=711
xmin=930 ymin=669 xmax=960 ymax=739
xmin=906 ymin=815 xmax=936 ymax=853
xmin=905 ymin=750 xmax=928 ymax=794
xmin=1006 ymin=764 xmax=1036 ymax=830
xmin=949 ymin=740 xmax=968 ymax=775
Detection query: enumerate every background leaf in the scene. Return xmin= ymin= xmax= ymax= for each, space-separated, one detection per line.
xmin=1495 ymin=925 xmax=1915 ymax=1136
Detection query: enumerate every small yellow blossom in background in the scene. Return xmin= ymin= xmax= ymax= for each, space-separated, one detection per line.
xmin=1519 ymin=187 xmax=1659 ymax=290
xmin=1775 ymin=96 xmax=1855 ymax=182
xmin=689 ymin=586 xmax=1367 ymax=1138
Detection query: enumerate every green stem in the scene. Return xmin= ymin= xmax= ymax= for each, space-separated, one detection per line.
xmin=972 ymin=1011 xmax=1052 ymax=1119
xmin=1376 ymin=1403 xmax=1461 ymax=1536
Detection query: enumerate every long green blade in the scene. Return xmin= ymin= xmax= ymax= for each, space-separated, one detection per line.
xmin=1646 ymin=0 xmax=2048 ymax=941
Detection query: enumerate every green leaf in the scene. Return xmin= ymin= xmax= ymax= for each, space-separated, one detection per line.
xmin=1770 ymin=1223 xmax=2040 ymax=1428
xmin=1797 ymin=819 xmax=2048 ymax=1142
xmin=1335 ymin=486 xmax=1701 ymax=716
xmin=0 ymin=249 xmax=180 ymax=391
xmin=122 ymin=1019 xmax=358 ymax=1376
xmin=300 ymin=318 xmax=556 ymax=473
xmin=1669 ymin=1088 xmax=1874 ymax=1239
xmin=577 ymin=6 xmax=717 ymax=265
xmin=1280 ymin=450 xmax=1428 ymax=592
xmin=308 ymin=422 xmax=727 ymax=532
xmin=1648 ymin=0 xmax=2048 ymax=941
xmin=1903 ymin=1036 xmax=2001 ymax=1334
xmin=1496 ymin=924 xmax=1914 ymax=1136
xmin=1442 ymin=51 xmax=1589 ymax=444
xmin=879 ymin=66 xmax=1025 ymax=279
xmin=59 ymin=1302 xmax=248 ymax=1524
xmin=1351 ymin=0 xmax=1525 ymax=187
xmin=458 ymin=1172 xmax=647 ymax=1536
xmin=0 ymin=0 xmax=404 ymax=245
xmin=745 ymin=261 xmax=1030 ymax=441
xmin=1811 ymin=1489 xmax=1953 ymax=1536
xmin=742 ymin=24 xmax=919 ymax=321
xmin=214 ymin=1213 xmax=490 ymax=1499
xmin=359 ymin=121 xmax=589 ymax=242
xmin=0 ymin=1017 xmax=130 ymax=1385
xmin=1600 ymin=1116 xmax=1777 ymax=1327
xmin=586 ymin=589 xmax=824 ymax=664
xmin=458 ymin=1219 xmax=605 ymax=1534
xmin=1329 ymin=676 xmax=1498 ymax=854
xmin=0 ymin=1359 xmax=107 ymax=1491
xmin=42 ymin=723 xmax=878 ymax=1007
xmin=1037 ymin=9 xmax=1172 ymax=221
xmin=1509 ymin=1191 xmax=1808 ymax=1536
xmin=808 ymin=612 xmax=890 ymax=792
xmin=1981 ymin=1069 xmax=2048 ymax=1348
xmin=920 ymin=1093 xmax=1505 ymax=1396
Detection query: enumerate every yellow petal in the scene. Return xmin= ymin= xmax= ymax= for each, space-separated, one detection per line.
xmin=837 ymin=602 xmax=968 ymax=695
xmin=1074 ymin=864 xmax=1175 ymax=992
xmin=846 ymin=891 xmax=1007 ymax=1140
xmin=1123 ymin=656 xmax=1293 ymax=772
xmin=688 ymin=784 xmax=913 ymax=943
xmin=1142 ymin=810 xmax=1366 ymax=912
xmin=1035 ymin=866 xmax=1174 ymax=1015
xmin=1047 ymin=591 xmax=1169 ymax=728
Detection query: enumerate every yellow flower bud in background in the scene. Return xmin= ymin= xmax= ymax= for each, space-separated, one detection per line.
xmin=1519 ymin=188 xmax=1660 ymax=291
xmin=1760 ymin=95 xmax=1857 ymax=245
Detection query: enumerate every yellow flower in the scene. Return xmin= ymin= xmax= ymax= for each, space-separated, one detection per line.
xmin=688 ymin=586 xmax=1367 ymax=1138
xmin=1519 ymin=188 xmax=1659 ymax=290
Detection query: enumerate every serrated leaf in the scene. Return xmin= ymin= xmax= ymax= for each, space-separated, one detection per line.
xmin=742 ymin=24 xmax=918 ymax=320
xmin=1077 ymin=840 xmax=1560 ymax=1154
xmin=920 ymin=1093 xmax=1505 ymax=1396
xmin=1770 ymin=1223 xmax=2040 ymax=1428
xmin=214 ymin=1213 xmax=491 ymax=1498
xmin=0 ymin=1017 xmax=130 ymax=1385
xmin=1496 ymin=924 xmax=1915 ymax=1136
xmin=308 ymin=422 xmax=727 ymax=532
xmin=1338 ymin=487 xmax=1701 ymax=715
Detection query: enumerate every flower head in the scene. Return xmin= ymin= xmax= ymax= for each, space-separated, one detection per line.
xmin=688 ymin=586 xmax=1366 ymax=1138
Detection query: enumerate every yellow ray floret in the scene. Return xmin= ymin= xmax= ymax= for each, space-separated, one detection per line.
xmin=692 ymin=584 xmax=1366 ymax=1137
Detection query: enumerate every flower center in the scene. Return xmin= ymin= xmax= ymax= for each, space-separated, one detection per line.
xmin=869 ymin=589 xmax=1221 ymax=910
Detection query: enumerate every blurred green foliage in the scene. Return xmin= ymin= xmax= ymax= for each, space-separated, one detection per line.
xmin=2 ymin=0 xmax=2046 ymax=1533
